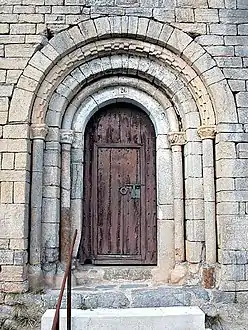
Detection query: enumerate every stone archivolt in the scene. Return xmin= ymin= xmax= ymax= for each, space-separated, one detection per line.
xmin=29 ymin=38 xmax=215 ymax=127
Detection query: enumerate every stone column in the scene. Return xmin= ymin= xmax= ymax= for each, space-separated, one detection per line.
xmin=30 ymin=124 xmax=48 ymax=286
xmin=198 ymin=125 xmax=216 ymax=265
xmin=168 ymin=132 xmax=186 ymax=262
xmin=60 ymin=129 xmax=74 ymax=263
xmin=71 ymin=132 xmax=83 ymax=258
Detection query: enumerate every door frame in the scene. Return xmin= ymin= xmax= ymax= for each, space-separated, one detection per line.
xmin=85 ymin=102 xmax=157 ymax=265
xmin=71 ymin=85 xmax=178 ymax=282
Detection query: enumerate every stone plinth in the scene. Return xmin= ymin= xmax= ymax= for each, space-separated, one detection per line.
xmin=41 ymin=307 xmax=205 ymax=330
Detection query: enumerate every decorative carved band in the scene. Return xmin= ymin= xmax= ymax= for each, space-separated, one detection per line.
xmin=60 ymin=129 xmax=74 ymax=144
xmin=31 ymin=124 xmax=48 ymax=140
xmin=168 ymin=132 xmax=186 ymax=146
xmin=197 ymin=126 xmax=216 ymax=140
xmin=33 ymin=38 xmax=215 ymax=127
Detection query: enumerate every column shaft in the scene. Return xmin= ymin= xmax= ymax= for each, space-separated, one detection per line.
xmin=172 ymin=145 xmax=185 ymax=262
xmin=198 ymin=126 xmax=216 ymax=265
xmin=168 ymin=132 xmax=186 ymax=263
xmin=30 ymin=124 xmax=48 ymax=266
xmin=203 ymin=139 xmax=216 ymax=264
xmin=60 ymin=130 xmax=74 ymax=263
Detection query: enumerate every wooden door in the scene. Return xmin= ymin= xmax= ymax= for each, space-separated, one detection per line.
xmin=79 ymin=103 xmax=157 ymax=265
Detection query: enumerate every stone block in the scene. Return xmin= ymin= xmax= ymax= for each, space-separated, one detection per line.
xmin=222 ymin=264 xmax=245 ymax=281
xmin=184 ymin=142 xmax=202 ymax=156
xmin=42 ymin=198 xmax=60 ymax=223
xmin=79 ymin=19 xmax=97 ymax=42
xmin=42 ymin=223 xmax=59 ymax=248
xmin=0 ymin=239 xmax=9 ymax=249
xmin=15 ymin=152 xmax=30 ymax=170
xmin=0 ymin=139 xmax=30 ymax=153
xmin=6 ymin=70 xmax=22 ymax=84
xmin=186 ymin=241 xmax=204 ymax=263
xmin=41 ymin=307 xmax=205 ymax=330
xmin=235 ymin=178 xmax=248 ymax=190
xmin=146 ymin=20 xmax=163 ymax=42
xmin=43 ymin=166 xmax=60 ymax=186
xmin=167 ymin=28 xmax=192 ymax=54
xmin=185 ymin=178 xmax=203 ymax=199
xmin=19 ymin=13 xmax=44 ymax=23
xmin=217 ymin=202 xmax=239 ymax=215
xmin=14 ymin=182 xmax=29 ymax=204
xmin=176 ymin=0 xmax=207 ymax=6
xmin=2 ymin=153 xmax=14 ymax=169
xmin=9 ymin=239 xmax=28 ymax=250
xmin=194 ymin=9 xmax=219 ymax=22
xmin=236 ymin=92 xmax=248 ymax=107
xmin=3 ymin=124 xmax=29 ymax=139
xmin=0 ymin=170 xmax=29 ymax=182
xmin=237 ymin=143 xmax=248 ymax=158
xmin=175 ymin=8 xmax=194 ymax=22
xmin=229 ymin=79 xmax=245 ymax=91
xmin=2 ymin=280 xmax=28 ymax=293
xmin=0 ymin=265 xmax=27 ymax=281
xmin=186 ymin=220 xmax=205 ymax=241
xmin=0 ymin=96 xmax=8 ymax=111
xmin=215 ymin=141 xmax=236 ymax=159
xmin=185 ymin=199 xmax=204 ymax=219
xmin=157 ymin=204 xmax=173 ymax=220
xmin=0 ymin=204 xmax=28 ymax=239
xmin=14 ymin=250 xmax=28 ymax=265
xmin=1 ymin=182 xmax=13 ymax=204
xmin=185 ymin=155 xmax=203 ymax=178
xmin=9 ymin=88 xmax=34 ymax=122
xmin=10 ymin=23 xmax=36 ymax=34
xmin=216 ymin=159 xmax=248 ymax=177
xmin=219 ymin=215 xmax=248 ymax=249
xmin=157 ymin=149 xmax=173 ymax=205
xmin=0 ymin=250 xmax=14 ymax=265
xmin=0 ymin=23 xmax=9 ymax=34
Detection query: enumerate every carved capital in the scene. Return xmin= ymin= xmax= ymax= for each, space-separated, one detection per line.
xmin=31 ymin=124 xmax=48 ymax=140
xmin=168 ymin=132 xmax=186 ymax=146
xmin=60 ymin=129 xmax=74 ymax=144
xmin=197 ymin=126 xmax=216 ymax=140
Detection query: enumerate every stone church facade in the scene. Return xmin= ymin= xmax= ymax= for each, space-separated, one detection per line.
xmin=1 ymin=0 xmax=248 ymax=327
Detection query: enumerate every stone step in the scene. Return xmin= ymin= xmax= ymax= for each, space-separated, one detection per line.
xmin=73 ymin=265 xmax=154 ymax=286
xmin=41 ymin=307 xmax=206 ymax=330
xmin=44 ymin=284 xmax=211 ymax=310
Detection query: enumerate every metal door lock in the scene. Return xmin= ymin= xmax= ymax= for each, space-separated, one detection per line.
xmin=119 ymin=184 xmax=144 ymax=199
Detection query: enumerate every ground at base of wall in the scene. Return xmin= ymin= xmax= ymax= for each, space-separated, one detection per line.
xmin=1 ymin=285 xmax=248 ymax=330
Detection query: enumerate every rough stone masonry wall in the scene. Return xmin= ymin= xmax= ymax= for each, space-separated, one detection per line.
xmin=1 ymin=0 xmax=248 ymax=295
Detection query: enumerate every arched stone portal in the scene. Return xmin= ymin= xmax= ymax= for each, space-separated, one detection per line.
xmin=10 ymin=15 xmax=237 ymax=289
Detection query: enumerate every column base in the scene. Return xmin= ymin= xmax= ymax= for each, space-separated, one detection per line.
xmin=28 ymin=264 xmax=45 ymax=292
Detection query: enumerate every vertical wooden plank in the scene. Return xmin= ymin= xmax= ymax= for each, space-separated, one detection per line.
xmin=97 ymin=147 xmax=111 ymax=255
xmin=122 ymin=148 xmax=141 ymax=256
xmin=110 ymin=148 xmax=122 ymax=254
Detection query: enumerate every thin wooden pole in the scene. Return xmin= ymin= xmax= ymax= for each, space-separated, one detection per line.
xmin=67 ymin=258 xmax=72 ymax=330
xmin=51 ymin=230 xmax=77 ymax=330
